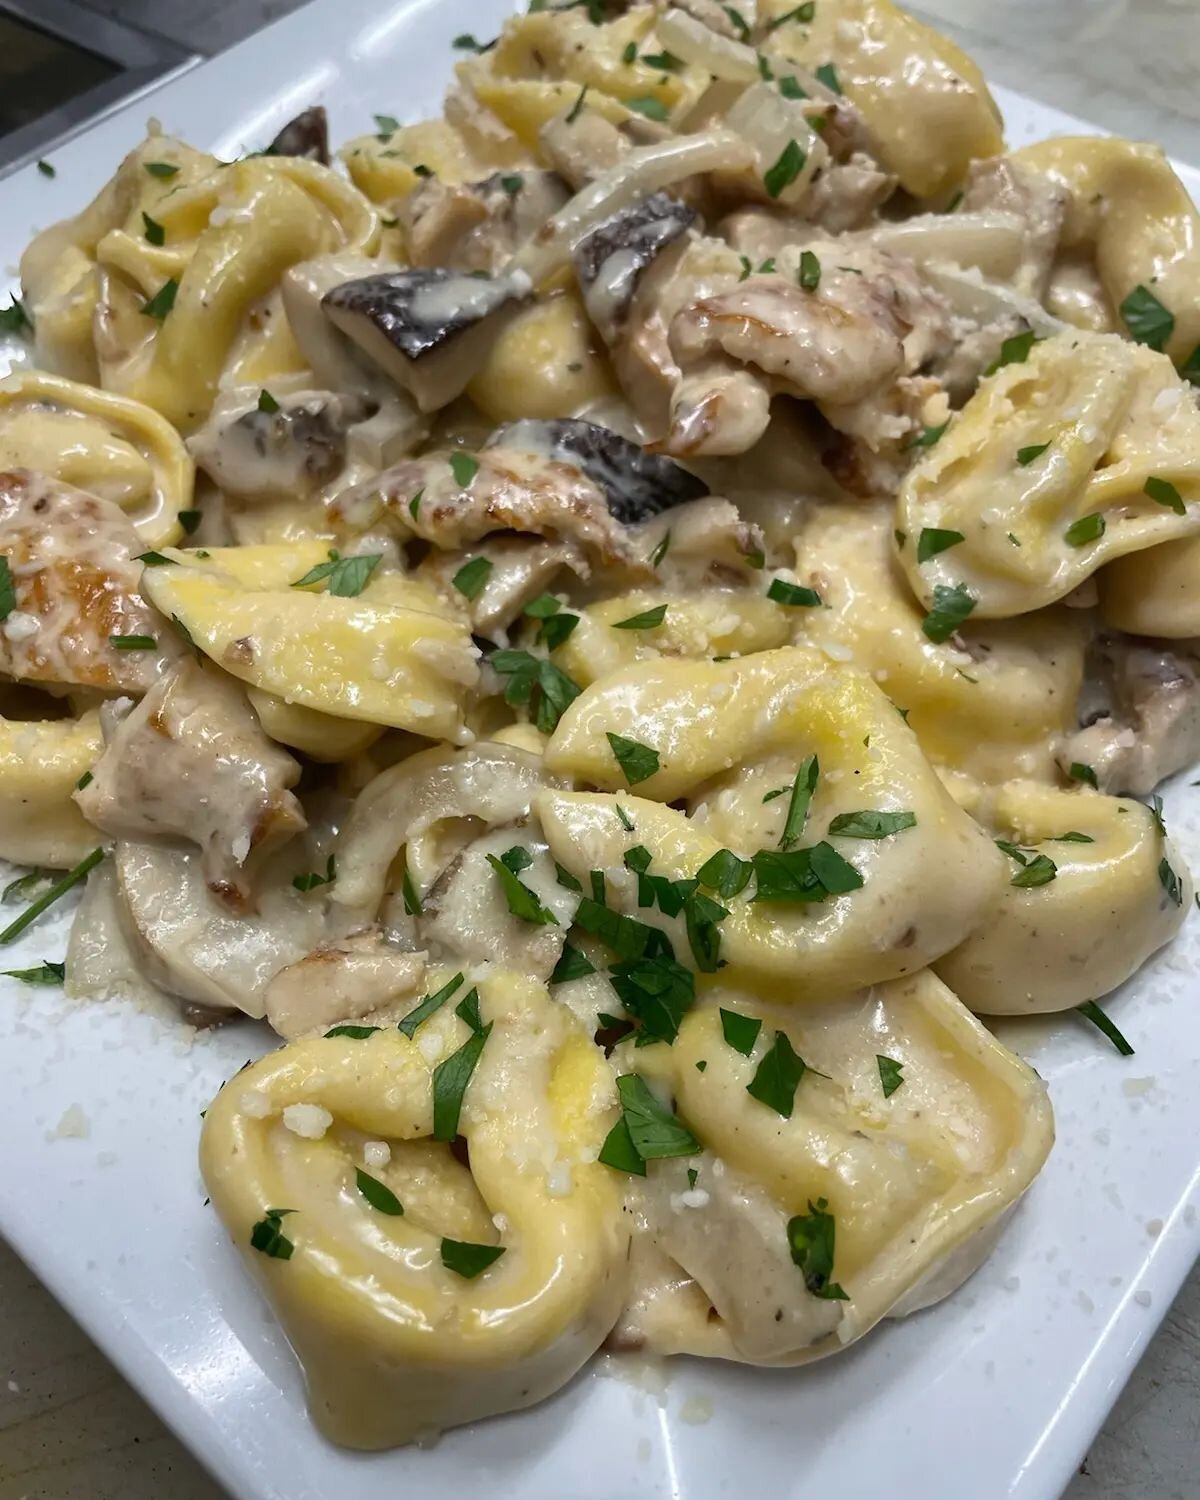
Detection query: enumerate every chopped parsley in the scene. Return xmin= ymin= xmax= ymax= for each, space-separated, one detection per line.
xmin=916 ymin=527 xmax=964 ymax=563
xmin=1159 ymin=856 xmax=1184 ymax=907
xmin=490 ymin=649 xmax=581 ymax=732
xmin=828 ymin=809 xmax=917 ymax=839
xmin=780 ymin=754 xmax=819 ymax=849
xmin=1010 ymin=853 xmax=1057 ymax=888
xmin=455 ymin=988 xmax=484 ymax=1031
xmin=432 ymin=1021 xmax=492 ymax=1140
xmin=751 ymin=843 xmax=862 ymax=903
xmin=1064 ymin=512 xmax=1106 ymax=547
xmin=292 ymin=854 xmax=336 ymax=893
xmin=452 ymin=32 xmax=484 ymax=49
xmin=622 ymin=40 xmax=637 ymax=63
xmin=109 ymin=634 xmax=157 ymax=650
xmin=550 ymin=943 xmax=596 ymax=984
xmin=1050 ymin=830 xmax=1094 ymax=843
xmin=291 ymin=551 xmax=382 ymax=597
xmin=696 ymin=848 xmax=753 ymax=898
xmin=0 ymin=297 xmax=32 ymax=336
xmin=769 ymin=1 xmax=815 ymax=26
xmin=746 ymin=1030 xmax=812 ymax=1117
xmin=778 ymin=75 xmax=806 ymax=99
xmin=720 ymin=1007 xmax=762 ymax=1057
xmin=921 ymin=583 xmax=976 ymax=643
xmin=1119 ymin=283 xmax=1174 ymax=351
xmin=441 ymin=1238 xmax=505 ymax=1278
xmin=649 ymin=531 xmax=671 ymax=568
xmin=1 ymin=959 xmax=65 ymax=986
xmin=1181 ymin=344 xmax=1200 ymax=387
xmin=877 ymin=1054 xmax=904 ymax=1097
xmin=499 ymin=174 xmax=524 ymax=195
xmin=566 ymin=85 xmax=589 ymax=124
xmin=486 ymin=852 xmax=559 ymax=925
xmin=815 ymin=61 xmax=841 ymax=92
xmin=257 ymin=388 xmax=280 ymax=413
xmin=909 ymin=421 xmax=949 ymax=449
xmin=355 ymin=1168 xmax=403 ymax=1216
xmin=610 ymin=955 xmax=695 ymax=1045
xmin=626 ymin=97 xmax=670 ymax=122
xmin=408 ymin=488 xmax=423 ymax=521
xmin=722 ymin=5 xmax=751 ymax=41
xmin=787 ymin=1198 xmax=848 ymax=1299
xmin=449 ymin=452 xmax=480 ymax=487
xmin=324 ymin=1024 xmax=380 ymax=1038
xmin=0 ymin=556 xmax=14 ymax=620
xmin=178 ymin=509 xmax=202 ymax=535
xmin=607 ymin=731 xmax=659 ymax=785
xmin=452 ymin=555 xmax=493 ymax=599
xmin=144 ymin=161 xmax=179 ymax=178
xmin=373 ymin=114 xmax=399 ymax=138
xmin=250 ymin=1208 xmax=295 ymax=1260
xmin=398 ymin=972 xmax=464 ymax=1038
xmin=767 ymin=578 xmax=822 ymax=607
xmin=402 ymin=861 xmax=422 ymax=916
xmin=1144 ymin=476 xmax=1185 ymax=515
xmin=1076 ymin=999 xmax=1134 ymax=1056
xmin=798 ymin=249 xmax=821 ymax=290
xmin=763 ymin=139 xmax=807 ymax=199
xmin=141 ymin=278 xmax=179 ymax=320
xmin=1069 ymin=761 xmax=1098 ymax=789
xmin=611 ymin=1073 xmax=699 ymax=1161
xmin=986 ymin=330 xmax=1041 ymax=374
xmin=613 ymin=604 xmax=667 ymax=630
xmin=141 ymin=212 xmax=165 ymax=246
xmin=1017 ymin=442 xmax=1050 ymax=466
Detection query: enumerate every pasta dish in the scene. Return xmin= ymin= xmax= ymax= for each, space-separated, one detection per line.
xmin=2 ymin=0 xmax=1198 ymax=1451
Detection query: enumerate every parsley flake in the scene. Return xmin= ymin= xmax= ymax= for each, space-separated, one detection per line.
xmin=746 ymin=1030 xmax=811 ymax=1117
xmin=767 ymin=578 xmax=822 ymax=607
xmin=916 ymin=527 xmax=964 ymax=563
xmin=986 ymin=330 xmax=1040 ymax=374
xmin=613 ymin=604 xmax=667 ymax=630
xmin=449 ymin=452 xmax=480 ymax=487
xmin=798 ymin=249 xmax=821 ymax=290
xmin=142 ymin=211 xmax=165 ymax=246
xmin=486 ymin=853 xmax=559 ymax=925
xmin=720 ymin=1008 xmax=762 ymax=1056
xmin=1119 ymin=283 xmax=1174 ymax=351
xmin=441 ymin=1238 xmax=505 ymax=1278
xmin=780 ymin=754 xmax=819 ymax=849
xmin=1076 ymin=999 xmax=1134 ymax=1056
xmin=828 ymin=809 xmax=916 ymax=839
xmin=291 ymin=551 xmax=382 ymax=597
xmin=452 ymin=555 xmax=493 ymax=599
xmin=613 ymin=1073 xmax=699 ymax=1159
xmin=877 ymin=1054 xmax=904 ymax=1097
xmin=607 ymin=731 xmax=660 ymax=785
xmin=1144 ymin=476 xmax=1185 ymax=514
xmin=764 ymin=139 xmax=807 ymax=198
xmin=491 ymin=649 xmax=581 ymax=732
xmin=432 ymin=1022 xmax=492 ymax=1140
xmin=2 ymin=960 xmax=65 ymax=986
xmin=356 ymin=1168 xmax=403 ymax=1216
xmin=398 ymin=972 xmax=464 ymax=1038
xmin=141 ymin=278 xmax=178 ymax=320
xmin=250 ymin=1207 xmax=295 ymax=1260
xmin=787 ymin=1198 xmax=848 ymax=1299
xmin=1064 ymin=512 xmax=1106 ymax=547
xmin=921 ymin=583 xmax=976 ymax=642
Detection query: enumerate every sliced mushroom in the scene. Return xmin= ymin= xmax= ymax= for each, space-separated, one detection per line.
xmin=961 ymin=155 xmax=1067 ymax=298
xmin=0 ymin=468 xmax=179 ymax=693
xmin=268 ymin=106 xmax=331 ymax=164
xmin=489 ymin=419 xmax=708 ymax=524
xmin=188 ymin=388 xmax=372 ymax=503
xmin=330 ymin=442 xmax=647 ymax=569
xmin=333 ymin=742 xmax=559 ymax=917
xmin=416 ymin=533 xmax=588 ymax=634
xmin=422 ymin=826 xmax=575 ymax=982
xmin=77 ymin=658 xmax=305 ymax=907
xmin=322 ymin=268 xmax=532 ymax=412
xmin=1059 ymin=634 xmax=1200 ymax=795
xmin=111 ymin=839 xmax=329 ymax=1019
xmin=574 ymin=193 xmax=697 ymax=343
xmin=628 ymin=495 xmax=766 ymax=588
xmin=264 ymin=930 xmax=427 ymax=1040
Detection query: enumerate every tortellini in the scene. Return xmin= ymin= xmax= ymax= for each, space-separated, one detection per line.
xmin=1099 ymin=535 xmax=1200 ymax=638
xmin=792 ymin=503 xmax=1087 ymax=784
xmin=200 ymin=967 xmax=627 ymax=1448
xmin=621 ymin=968 xmax=1054 ymax=1361
xmin=897 ymin=333 xmax=1200 ymax=617
xmin=0 ymin=372 xmax=193 ymax=547
xmin=541 ymin=648 xmax=1004 ymax=1000
xmin=935 ymin=781 xmax=1190 ymax=1015
xmin=0 ymin=710 xmax=102 ymax=868
xmin=140 ymin=543 xmax=479 ymax=741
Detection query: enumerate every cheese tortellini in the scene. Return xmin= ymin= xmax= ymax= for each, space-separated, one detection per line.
xmin=4 ymin=0 xmax=1197 ymax=1458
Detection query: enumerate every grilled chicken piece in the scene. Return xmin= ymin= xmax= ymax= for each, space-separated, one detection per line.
xmin=188 ymin=388 xmax=372 ymax=502
xmin=401 ymin=171 xmax=570 ymax=273
xmin=330 ymin=442 xmax=649 ymax=570
xmin=1059 ymin=635 xmax=1200 ymax=796
xmin=264 ymin=930 xmax=427 ymax=1039
xmin=77 ymin=659 xmax=305 ymax=907
xmin=0 ymin=469 xmax=178 ymax=693
xmin=630 ymin=495 xmax=767 ymax=588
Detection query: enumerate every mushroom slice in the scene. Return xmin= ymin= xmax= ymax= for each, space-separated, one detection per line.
xmin=268 ymin=106 xmax=330 ymax=164
xmin=574 ymin=193 xmax=697 ymax=343
xmin=330 ymin=443 xmax=646 ymax=570
xmin=416 ymin=534 xmax=587 ymax=634
xmin=322 ymin=268 xmax=532 ymax=412
xmin=1059 ymin=634 xmax=1200 ymax=796
xmin=618 ymin=969 xmax=1052 ymax=1363
xmin=76 ymin=659 xmax=306 ymax=907
xmin=0 ymin=468 xmax=179 ymax=694
xmin=264 ymin=931 xmax=427 ymax=1040
xmin=333 ymin=741 xmax=558 ymax=917
xmin=110 ymin=839 xmax=329 ymax=1019
xmin=188 ymin=388 xmax=372 ymax=502
xmin=199 ymin=968 xmax=627 ymax=1448
xmin=489 ymin=419 xmax=708 ymax=524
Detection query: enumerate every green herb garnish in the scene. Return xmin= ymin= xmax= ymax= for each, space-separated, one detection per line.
xmin=356 ymin=1168 xmax=403 ymax=1215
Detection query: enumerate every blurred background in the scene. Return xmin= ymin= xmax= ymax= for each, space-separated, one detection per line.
xmin=0 ymin=3 xmax=1196 ymax=1500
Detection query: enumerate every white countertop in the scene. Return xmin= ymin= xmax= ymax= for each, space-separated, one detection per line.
xmin=1 ymin=3 xmax=1197 ymax=1498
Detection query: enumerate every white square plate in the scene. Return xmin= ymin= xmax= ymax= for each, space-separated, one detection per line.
xmin=2 ymin=5 xmax=1198 ymax=1497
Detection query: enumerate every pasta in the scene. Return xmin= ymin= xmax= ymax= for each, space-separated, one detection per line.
xmin=3 ymin=0 xmax=1197 ymax=1452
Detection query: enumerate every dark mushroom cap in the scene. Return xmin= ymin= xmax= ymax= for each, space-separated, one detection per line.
xmin=574 ymin=192 xmax=697 ymax=296
xmin=267 ymin=106 xmax=330 ymax=165
xmin=323 ymin=269 xmax=521 ymax=362
xmin=490 ymin=419 xmax=708 ymax=524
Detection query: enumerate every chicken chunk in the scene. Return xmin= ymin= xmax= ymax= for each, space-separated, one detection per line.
xmin=263 ymin=930 xmax=427 ymax=1039
xmin=0 ymin=469 xmax=179 ymax=694
xmin=400 ymin=171 xmax=570 ymax=274
xmin=76 ymin=658 xmax=306 ymax=907
xmin=330 ymin=443 xmax=648 ymax=570
xmin=962 ymin=156 xmax=1066 ymax=298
